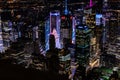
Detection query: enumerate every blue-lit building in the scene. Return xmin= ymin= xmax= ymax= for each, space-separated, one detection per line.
xmin=45 ymin=11 xmax=61 ymax=51
xmin=45 ymin=18 xmax=50 ymax=51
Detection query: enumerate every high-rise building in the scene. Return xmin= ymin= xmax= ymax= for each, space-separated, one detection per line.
xmin=102 ymin=0 xmax=120 ymax=42
xmin=45 ymin=18 xmax=50 ymax=51
xmin=76 ymin=24 xmax=91 ymax=66
xmin=50 ymin=11 xmax=61 ymax=49
xmin=100 ymin=0 xmax=120 ymax=67
xmin=45 ymin=11 xmax=61 ymax=51
xmin=0 ymin=15 xmax=4 ymax=53
xmin=60 ymin=15 xmax=73 ymax=48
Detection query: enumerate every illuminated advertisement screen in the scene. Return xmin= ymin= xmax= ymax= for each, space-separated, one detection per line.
xmin=96 ymin=14 xmax=102 ymax=26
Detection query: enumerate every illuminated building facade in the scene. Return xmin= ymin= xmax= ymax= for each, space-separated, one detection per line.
xmin=102 ymin=0 xmax=120 ymax=42
xmin=45 ymin=11 xmax=61 ymax=50
xmin=72 ymin=17 xmax=76 ymax=44
xmin=99 ymin=0 xmax=120 ymax=67
xmin=45 ymin=18 xmax=50 ymax=51
xmin=76 ymin=24 xmax=91 ymax=66
xmin=0 ymin=15 xmax=4 ymax=53
xmin=60 ymin=15 xmax=72 ymax=48
xmin=109 ymin=11 xmax=118 ymax=41
xmin=73 ymin=9 xmax=84 ymax=44
xmin=86 ymin=14 xmax=95 ymax=29
xmin=50 ymin=11 xmax=61 ymax=49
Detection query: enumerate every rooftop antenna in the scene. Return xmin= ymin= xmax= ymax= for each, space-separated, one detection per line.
xmin=64 ymin=0 xmax=68 ymax=15
xmin=89 ymin=0 xmax=93 ymax=7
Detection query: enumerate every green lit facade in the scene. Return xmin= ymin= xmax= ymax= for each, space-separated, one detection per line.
xmin=76 ymin=24 xmax=91 ymax=66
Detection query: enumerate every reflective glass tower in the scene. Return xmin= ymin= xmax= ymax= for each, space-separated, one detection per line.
xmin=45 ymin=11 xmax=61 ymax=51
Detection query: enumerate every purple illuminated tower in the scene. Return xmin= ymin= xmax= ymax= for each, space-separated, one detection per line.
xmin=45 ymin=11 xmax=61 ymax=51
xmin=89 ymin=0 xmax=93 ymax=7
xmin=85 ymin=0 xmax=94 ymax=9
xmin=50 ymin=11 xmax=61 ymax=49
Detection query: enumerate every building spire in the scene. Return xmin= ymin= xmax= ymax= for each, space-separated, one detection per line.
xmin=64 ymin=0 xmax=68 ymax=15
xmin=89 ymin=0 xmax=93 ymax=7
